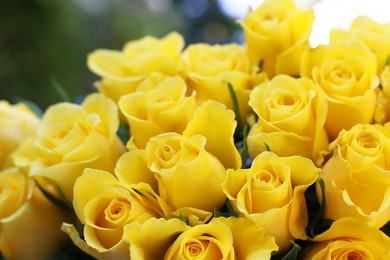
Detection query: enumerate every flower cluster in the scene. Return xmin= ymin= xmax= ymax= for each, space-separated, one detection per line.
xmin=1 ymin=0 xmax=390 ymax=259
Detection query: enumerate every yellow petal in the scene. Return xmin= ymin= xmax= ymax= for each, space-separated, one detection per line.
xmin=184 ymin=100 xmax=241 ymax=169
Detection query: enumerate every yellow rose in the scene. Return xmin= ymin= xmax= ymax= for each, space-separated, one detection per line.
xmin=181 ymin=43 xmax=263 ymax=123
xmin=124 ymin=217 xmax=278 ymax=259
xmin=242 ymin=0 xmax=314 ymax=77
xmin=330 ymin=16 xmax=390 ymax=74
xmin=248 ymin=75 xmax=328 ymax=164
xmin=88 ymin=32 xmax=184 ymax=101
xmin=0 ymin=101 xmax=40 ymax=169
xmin=119 ymin=77 xmax=197 ymax=148
xmin=12 ymin=93 xmax=126 ymax=200
xmin=222 ymin=151 xmax=319 ymax=252
xmin=320 ymin=123 xmax=390 ymax=227
xmin=73 ymin=168 xmax=170 ymax=258
xmin=146 ymin=132 xmax=227 ymax=212
xmin=303 ymin=218 xmax=390 ymax=259
xmin=115 ymin=101 xmax=241 ymax=213
xmin=0 ymin=168 xmax=67 ymax=259
xmin=301 ymin=39 xmax=379 ymax=140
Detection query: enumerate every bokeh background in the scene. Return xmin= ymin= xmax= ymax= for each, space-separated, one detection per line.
xmin=0 ymin=0 xmax=249 ymax=109
xmin=1 ymin=0 xmax=390 ymax=109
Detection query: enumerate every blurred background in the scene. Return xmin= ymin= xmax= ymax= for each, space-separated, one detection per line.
xmin=0 ymin=0 xmax=248 ymax=109
xmin=1 ymin=0 xmax=389 ymax=109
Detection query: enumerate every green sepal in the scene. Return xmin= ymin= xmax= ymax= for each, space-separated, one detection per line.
xmin=213 ymin=199 xmax=239 ymax=218
xmin=271 ymin=241 xmax=301 ymax=260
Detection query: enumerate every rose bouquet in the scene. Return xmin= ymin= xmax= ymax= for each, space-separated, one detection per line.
xmin=1 ymin=0 xmax=390 ymax=259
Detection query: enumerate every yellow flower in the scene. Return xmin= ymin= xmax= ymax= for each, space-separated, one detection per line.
xmin=242 ymin=0 xmax=314 ymax=77
xmin=303 ymin=218 xmax=390 ymax=259
xmin=12 ymin=93 xmax=126 ymax=200
xmin=320 ymin=123 xmax=390 ymax=227
xmin=119 ymin=77 xmax=197 ymax=148
xmin=181 ymin=43 xmax=262 ymax=123
xmin=248 ymin=75 xmax=328 ymax=165
xmin=73 ymin=168 xmax=169 ymax=257
xmin=222 ymin=151 xmax=319 ymax=252
xmin=330 ymin=16 xmax=390 ymax=74
xmin=115 ymin=101 xmax=241 ymax=213
xmin=301 ymin=39 xmax=379 ymax=140
xmin=0 ymin=168 xmax=67 ymax=259
xmin=146 ymin=132 xmax=227 ymax=212
xmin=0 ymin=101 xmax=40 ymax=169
xmin=88 ymin=32 xmax=184 ymax=101
xmin=123 ymin=217 xmax=278 ymax=260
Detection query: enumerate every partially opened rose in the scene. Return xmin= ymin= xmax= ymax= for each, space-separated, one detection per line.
xmin=330 ymin=16 xmax=390 ymax=74
xmin=0 ymin=168 xmax=67 ymax=260
xmin=222 ymin=151 xmax=319 ymax=252
xmin=303 ymin=218 xmax=390 ymax=259
xmin=301 ymin=39 xmax=379 ymax=140
xmin=0 ymin=101 xmax=40 ymax=169
xmin=242 ymin=0 xmax=314 ymax=77
xmin=88 ymin=32 xmax=184 ymax=101
xmin=320 ymin=123 xmax=390 ymax=227
xmin=115 ymin=101 xmax=241 ymax=213
xmin=247 ymin=75 xmax=328 ymax=164
xmin=146 ymin=132 xmax=227 ymax=212
xmin=73 ymin=168 xmax=170 ymax=259
xmin=12 ymin=93 xmax=125 ymax=200
xmin=119 ymin=77 xmax=197 ymax=148
xmin=181 ymin=43 xmax=262 ymax=124
xmin=123 ymin=217 xmax=278 ymax=259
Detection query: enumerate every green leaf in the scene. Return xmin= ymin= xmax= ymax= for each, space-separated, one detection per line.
xmin=240 ymin=124 xmax=250 ymax=169
xmin=264 ymin=142 xmax=271 ymax=151
xmin=226 ymin=82 xmax=242 ymax=133
xmin=51 ymin=76 xmax=71 ymax=102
